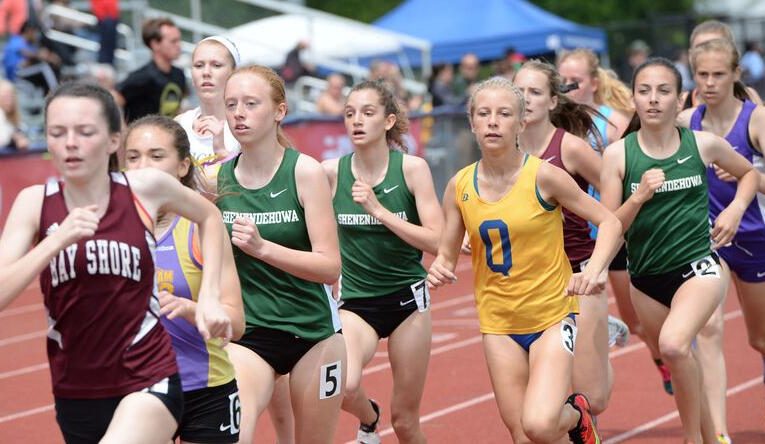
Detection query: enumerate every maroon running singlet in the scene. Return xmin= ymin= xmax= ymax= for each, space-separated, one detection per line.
xmin=38 ymin=172 xmax=177 ymax=398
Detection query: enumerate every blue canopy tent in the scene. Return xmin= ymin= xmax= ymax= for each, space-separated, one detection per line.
xmin=374 ymin=0 xmax=607 ymax=65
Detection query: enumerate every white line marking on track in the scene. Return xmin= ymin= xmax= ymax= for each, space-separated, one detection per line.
xmin=343 ymin=392 xmax=497 ymax=444
xmin=450 ymin=306 xmax=477 ymax=317
xmin=432 ymin=318 xmax=479 ymax=327
xmin=0 ymin=330 xmax=46 ymax=347
xmin=431 ymin=294 xmax=474 ymax=311
xmin=362 ymin=336 xmax=483 ymax=375
xmin=0 ymin=363 xmax=48 ymax=380
xmin=605 ymin=376 xmax=762 ymax=443
xmin=432 ymin=332 xmax=459 ymax=343
xmin=373 ymin=333 xmax=458 ymax=358
xmin=0 ymin=304 xmax=43 ymax=319
xmin=0 ymin=404 xmax=54 ymax=424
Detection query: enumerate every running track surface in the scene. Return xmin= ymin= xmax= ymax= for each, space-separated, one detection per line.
xmin=1 ymin=256 xmax=763 ymax=443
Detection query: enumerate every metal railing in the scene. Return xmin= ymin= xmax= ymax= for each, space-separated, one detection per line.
xmin=43 ymin=3 xmax=137 ymax=69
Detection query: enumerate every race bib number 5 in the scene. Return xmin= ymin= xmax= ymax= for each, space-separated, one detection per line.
xmin=319 ymin=361 xmax=342 ymax=400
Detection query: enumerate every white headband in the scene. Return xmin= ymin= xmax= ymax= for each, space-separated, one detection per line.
xmin=199 ymin=35 xmax=241 ymax=67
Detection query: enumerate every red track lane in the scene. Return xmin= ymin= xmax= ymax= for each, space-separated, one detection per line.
xmin=1 ymin=257 xmax=763 ymax=443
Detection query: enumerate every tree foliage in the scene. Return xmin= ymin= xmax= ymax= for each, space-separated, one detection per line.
xmin=528 ymin=0 xmax=695 ymax=25
xmin=306 ymin=0 xmax=404 ymax=23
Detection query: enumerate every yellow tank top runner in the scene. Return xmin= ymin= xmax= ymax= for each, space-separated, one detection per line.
xmin=455 ymin=155 xmax=577 ymax=335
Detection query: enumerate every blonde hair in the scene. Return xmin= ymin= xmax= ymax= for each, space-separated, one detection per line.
xmin=690 ymin=20 xmax=735 ymax=48
xmin=194 ymin=36 xmax=239 ymax=68
xmin=468 ymin=76 xmax=525 ymax=121
xmin=227 ymin=65 xmax=291 ymax=148
xmin=690 ymin=38 xmax=740 ymax=73
xmin=558 ymin=49 xmax=634 ymax=114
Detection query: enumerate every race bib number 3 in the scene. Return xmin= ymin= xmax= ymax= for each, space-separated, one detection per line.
xmin=560 ymin=320 xmax=577 ymax=356
xmin=319 ymin=360 xmax=342 ymax=400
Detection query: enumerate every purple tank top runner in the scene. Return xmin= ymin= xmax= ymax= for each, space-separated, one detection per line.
xmin=690 ymin=100 xmax=765 ymax=241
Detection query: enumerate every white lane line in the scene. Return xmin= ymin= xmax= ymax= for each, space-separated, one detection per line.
xmin=0 ymin=363 xmax=48 ymax=380
xmin=431 ymin=294 xmax=474 ymax=311
xmin=343 ymin=392 xmax=497 ymax=444
xmin=0 ymin=331 xmax=46 ymax=347
xmin=0 ymin=304 xmax=43 ymax=319
xmin=373 ymin=333 xmax=458 ymax=359
xmin=605 ymin=376 xmax=762 ymax=443
xmin=0 ymin=404 xmax=54 ymax=424
xmin=362 ymin=336 xmax=483 ymax=376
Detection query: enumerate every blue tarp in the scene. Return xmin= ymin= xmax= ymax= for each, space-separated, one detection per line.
xmin=374 ymin=0 xmax=607 ymax=64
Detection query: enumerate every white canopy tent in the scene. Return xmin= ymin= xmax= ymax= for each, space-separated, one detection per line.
xmin=229 ymin=14 xmax=405 ymax=66
xmin=695 ymin=0 xmax=765 ymax=17
xmin=227 ymin=13 xmax=432 ymax=81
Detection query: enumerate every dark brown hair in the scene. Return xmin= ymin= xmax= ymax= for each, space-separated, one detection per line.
xmin=141 ymin=17 xmax=176 ymax=48
xmin=347 ymin=79 xmax=410 ymax=152
xmin=45 ymin=81 xmax=123 ymax=171
xmin=622 ymin=57 xmax=683 ymax=136
xmin=125 ymin=115 xmax=198 ymax=189
xmin=517 ymin=60 xmax=602 ymax=144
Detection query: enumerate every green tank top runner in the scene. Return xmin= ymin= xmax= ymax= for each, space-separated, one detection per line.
xmin=217 ymin=148 xmax=340 ymax=340
xmin=622 ymin=127 xmax=711 ymax=276
xmin=334 ymin=150 xmax=426 ymax=300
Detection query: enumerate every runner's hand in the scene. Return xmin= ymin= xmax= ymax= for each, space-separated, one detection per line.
xmin=231 ymin=217 xmax=264 ymax=258
xmin=54 ymin=205 xmax=99 ymax=247
xmin=352 ymin=179 xmax=383 ymax=219
xmin=427 ymin=259 xmax=457 ymax=289
xmin=195 ymin=297 xmax=232 ymax=345
xmin=159 ymin=290 xmax=196 ymax=323
xmin=632 ymin=168 xmax=665 ymax=204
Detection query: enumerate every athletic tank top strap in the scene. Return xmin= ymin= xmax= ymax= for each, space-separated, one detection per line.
xmin=595 ymin=105 xmax=612 ymax=139
xmin=541 ymin=127 xmax=565 ymax=163
xmin=623 ymin=128 xmax=711 ymax=275
xmin=590 ymin=105 xmax=612 ymax=148
xmin=541 ymin=128 xmax=595 ymax=265
xmin=729 ymin=100 xmax=757 ymax=148
xmin=336 ymin=153 xmax=353 ymax=192
xmin=689 ymin=104 xmax=706 ymax=131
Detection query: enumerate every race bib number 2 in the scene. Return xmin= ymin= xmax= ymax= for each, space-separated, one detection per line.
xmin=690 ymin=255 xmax=721 ymax=279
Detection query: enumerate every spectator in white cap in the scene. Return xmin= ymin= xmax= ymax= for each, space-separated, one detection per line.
xmin=175 ymin=35 xmax=241 ymax=166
